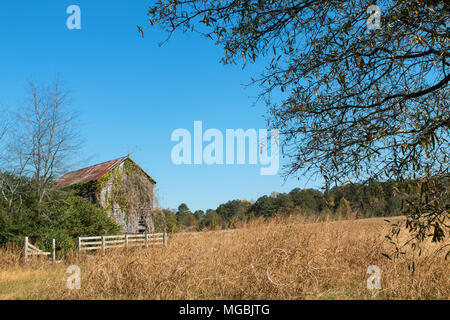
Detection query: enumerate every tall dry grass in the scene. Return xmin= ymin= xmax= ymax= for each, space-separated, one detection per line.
xmin=1 ymin=216 xmax=449 ymax=299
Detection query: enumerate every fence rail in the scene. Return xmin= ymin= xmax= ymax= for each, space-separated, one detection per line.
xmin=23 ymin=237 xmax=57 ymax=263
xmin=78 ymin=233 xmax=167 ymax=253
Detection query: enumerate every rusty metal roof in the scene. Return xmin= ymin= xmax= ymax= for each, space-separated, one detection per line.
xmin=56 ymin=157 xmax=128 ymax=187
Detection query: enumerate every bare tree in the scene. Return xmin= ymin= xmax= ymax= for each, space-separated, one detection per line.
xmin=0 ymin=109 xmax=32 ymax=211
xmin=0 ymin=108 xmax=17 ymax=209
xmin=0 ymin=114 xmax=6 ymax=143
xmin=11 ymin=79 xmax=82 ymax=214
xmin=0 ymin=103 xmax=9 ymax=155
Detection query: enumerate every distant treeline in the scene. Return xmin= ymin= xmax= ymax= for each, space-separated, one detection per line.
xmin=1 ymin=170 xmax=447 ymax=249
xmin=155 ymin=178 xmax=448 ymax=233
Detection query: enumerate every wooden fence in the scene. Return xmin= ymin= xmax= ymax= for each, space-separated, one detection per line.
xmin=23 ymin=237 xmax=57 ymax=263
xmin=78 ymin=233 xmax=167 ymax=254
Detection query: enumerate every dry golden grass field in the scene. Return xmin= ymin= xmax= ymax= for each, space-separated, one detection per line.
xmin=0 ymin=216 xmax=448 ymax=300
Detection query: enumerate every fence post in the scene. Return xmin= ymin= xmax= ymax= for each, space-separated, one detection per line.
xmin=145 ymin=233 xmax=149 ymax=248
xmin=23 ymin=237 xmax=28 ymax=264
xmin=102 ymin=236 xmax=106 ymax=255
xmin=163 ymin=226 xmax=168 ymax=247
xmin=52 ymin=239 xmax=56 ymax=263
xmin=125 ymin=234 xmax=129 ymax=249
xmin=78 ymin=237 xmax=81 ymax=253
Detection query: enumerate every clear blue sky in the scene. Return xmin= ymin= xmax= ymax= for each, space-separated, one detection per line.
xmin=0 ymin=0 xmax=323 ymax=211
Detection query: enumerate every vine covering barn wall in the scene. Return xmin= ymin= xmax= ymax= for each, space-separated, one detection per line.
xmin=57 ymin=157 xmax=156 ymax=234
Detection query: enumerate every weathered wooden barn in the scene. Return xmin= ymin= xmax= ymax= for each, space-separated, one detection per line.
xmin=56 ymin=156 xmax=156 ymax=234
